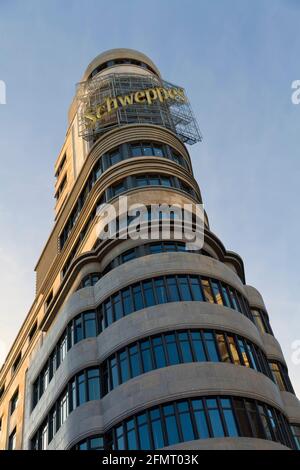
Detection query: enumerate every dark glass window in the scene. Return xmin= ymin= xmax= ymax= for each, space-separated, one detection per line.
xmin=84 ymin=312 xmax=97 ymax=338
xmin=31 ymin=274 xmax=259 ymax=408
xmin=206 ymin=398 xmax=225 ymax=437
xmin=78 ymin=373 xmax=86 ymax=405
xmin=221 ymin=398 xmax=238 ymax=437
xmin=190 ymin=276 xmax=204 ymax=301
xmin=152 ymin=337 xmax=167 ymax=368
xmin=129 ymin=345 xmax=141 ymax=377
xmin=192 ymin=399 xmax=209 ymax=438
xmin=137 ymin=413 xmax=151 ymax=449
xmin=202 ymin=279 xmax=214 ymax=303
xmin=87 ymin=369 xmax=100 ymax=400
xmin=131 ymin=145 xmax=141 ymax=157
xmin=163 ymin=404 xmax=180 ymax=445
xmin=154 ymin=278 xmax=167 ymax=303
xmin=166 ymin=276 xmax=180 ymax=302
xmin=204 ymin=332 xmax=219 ymax=362
xmin=165 ymin=334 xmax=180 ymax=365
xmin=150 ymin=409 xmax=164 ymax=449
xmin=122 ymin=288 xmax=134 ymax=315
xmin=143 ymin=280 xmax=156 ymax=307
xmin=36 ymin=390 xmax=295 ymax=450
xmin=178 ymin=401 xmax=195 ymax=441
xmin=178 ymin=275 xmax=192 ymax=300
xmin=10 ymin=389 xmax=18 ymax=415
xmin=178 ymin=332 xmax=193 ymax=362
xmin=291 ymin=424 xmax=300 ymax=450
xmin=74 ymin=316 xmax=84 ymax=343
xmin=211 ymin=280 xmax=223 ymax=305
xmin=8 ymin=428 xmax=16 ymax=450
xmin=141 ymin=340 xmax=153 ymax=372
xmin=191 ymin=332 xmax=206 ymax=361
xmin=216 ymin=333 xmax=230 ymax=363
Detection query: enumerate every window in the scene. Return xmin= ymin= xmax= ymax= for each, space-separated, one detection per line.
xmin=29 ymin=321 xmax=38 ymax=341
xmin=228 ymin=336 xmax=241 ymax=365
xmin=252 ymin=309 xmax=266 ymax=334
xmin=112 ymin=180 xmax=126 ymax=196
xmin=40 ymin=421 xmax=48 ymax=450
xmin=58 ymin=390 xmax=69 ymax=427
xmin=178 ymin=332 xmax=193 ymax=362
xmin=291 ymin=424 xmax=300 ymax=450
xmin=220 ymin=398 xmax=238 ymax=436
xmin=12 ymin=352 xmax=21 ymax=373
xmin=251 ymin=309 xmax=273 ymax=335
xmin=45 ymin=291 xmax=53 ymax=310
xmin=84 ymin=312 xmax=97 ymax=338
xmin=78 ymin=373 xmax=87 ymax=405
xmin=216 ymin=333 xmax=231 ymax=363
xmin=204 ymin=332 xmax=219 ymax=362
xmin=202 ymin=279 xmax=214 ymax=303
xmin=55 ymin=174 xmax=67 ymax=200
xmin=77 ymin=273 xmax=101 ymax=290
xmin=31 ymin=274 xmax=256 ymax=409
xmin=163 ymin=404 xmax=180 ymax=445
xmin=10 ymin=389 xmax=19 ymax=415
xmin=59 ymin=142 xmax=191 ymax=251
xmin=270 ymin=361 xmax=294 ymax=393
xmin=55 ymin=153 xmax=66 ymax=178
xmin=109 ymin=150 xmax=121 ymax=165
xmin=8 ymin=428 xmax=16 ymax=450
xmin=206 ymin=398 xmax=224 ymax=437
xmin=177 ymin=401 xmax=195 ymax=441
xmin=87 ymin=369 xmax=100 ymax=400
xmin=35 ymin=389 xmax=295 ymax=450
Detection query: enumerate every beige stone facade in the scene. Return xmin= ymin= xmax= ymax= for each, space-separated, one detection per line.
xmin=0 ymin=48 xmax=299 ymax=451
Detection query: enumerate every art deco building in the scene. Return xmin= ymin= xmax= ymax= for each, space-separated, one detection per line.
xmin=0 ymin=48 xmax=300 ymax=451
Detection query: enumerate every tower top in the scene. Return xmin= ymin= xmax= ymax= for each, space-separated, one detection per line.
xmin=82 ymin=48 xmax=161 ymax=81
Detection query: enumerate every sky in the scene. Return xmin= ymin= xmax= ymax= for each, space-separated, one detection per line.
xmin=0 ymin=0 xmax=299 ymax=396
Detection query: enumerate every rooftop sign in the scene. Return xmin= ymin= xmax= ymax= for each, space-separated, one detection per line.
xmin=77 ymin=73 xmax=202 ymax=144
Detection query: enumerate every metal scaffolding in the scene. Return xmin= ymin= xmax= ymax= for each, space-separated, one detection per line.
xmin=76 ymin=73 xmax=202 ymax=145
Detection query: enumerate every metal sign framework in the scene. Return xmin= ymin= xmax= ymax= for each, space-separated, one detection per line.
xmin=76 ymin=73 xmax=202 ymax=145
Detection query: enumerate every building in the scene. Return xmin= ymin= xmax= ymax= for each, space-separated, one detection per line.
xmin=0 ymin=48 xmax=300 ymax=451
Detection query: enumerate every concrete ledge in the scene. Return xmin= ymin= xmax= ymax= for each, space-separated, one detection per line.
xmin=261 ymin=333 xmax=287 ymax=365
xmin=27 ymin=250 xmax=254 ymax=385
xmin=165 ymin=437 xmax=290 ymax=450
xmin=26 ymin=302 xmax=265 ymax=435
xmin=38 ymin=363 xmax=284 ymax=450
xmin=244 ymin=285 xmax=266 ymax=310
xmin=100 ymin=363 xmax=284 ymax=430
xmin=280 ymin=391 xmax=300 ymax=423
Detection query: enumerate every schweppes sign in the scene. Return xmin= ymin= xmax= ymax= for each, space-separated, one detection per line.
xmin=84 ymin=85 xmax=187 ymax=127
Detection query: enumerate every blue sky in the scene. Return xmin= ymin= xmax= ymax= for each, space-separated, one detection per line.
xmin=0 ymin=0 xmax=299 ymax=395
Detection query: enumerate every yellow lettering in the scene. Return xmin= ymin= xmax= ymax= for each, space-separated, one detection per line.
xmin=96 ymin=103 xmax=107 ymax=118
xmin=83 ymin=85 xmax=186 ymax=128
xmin=118 ymin=93 xmax=134 ymax=106
xmin=134 ymin=91 xmax=146 ymax=103
xmin=174 ymin=87 xmax=186 ymax=102
xmin=84 ymin=110 xmax=97 ymax=127
xmin=156 ymin=87 xmax=169 ymax=102
xmin=145 ymin=88 xmax=157 ymax=105
xmin=106 ymin=96 xmax=118 ymax=113
xmin=168 ymin=88 xmax=176 ymax=99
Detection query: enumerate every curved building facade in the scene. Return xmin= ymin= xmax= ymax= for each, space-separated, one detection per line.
xmin=0 ymin=49 xmax=300 ymax=451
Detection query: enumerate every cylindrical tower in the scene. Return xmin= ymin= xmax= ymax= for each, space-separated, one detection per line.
xmin=21 ymin=49 xmax=300 ymax=451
